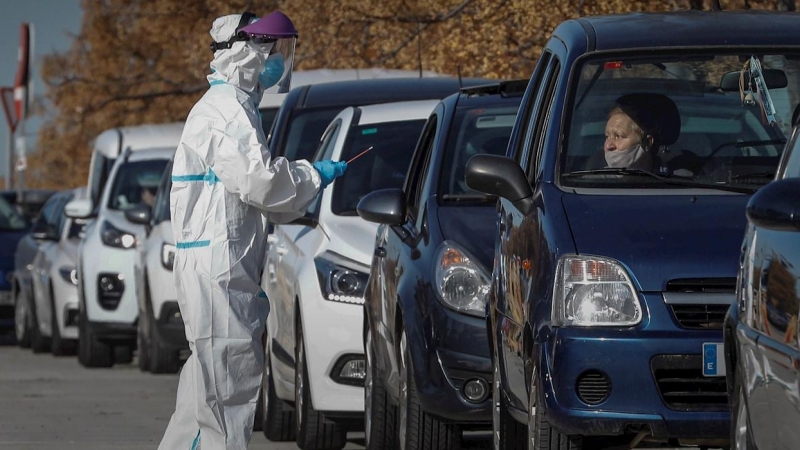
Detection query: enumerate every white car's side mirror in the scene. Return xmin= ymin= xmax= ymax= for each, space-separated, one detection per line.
xmin=64 ymin=198 xmax=95 ymax=219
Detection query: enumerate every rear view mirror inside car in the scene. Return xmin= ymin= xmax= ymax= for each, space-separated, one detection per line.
xmin=719 ymin=68 xmax=788 ymax=91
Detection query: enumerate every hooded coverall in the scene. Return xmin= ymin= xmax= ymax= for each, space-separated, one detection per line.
xmin=158 ymin=13 xmax=320 ymax=450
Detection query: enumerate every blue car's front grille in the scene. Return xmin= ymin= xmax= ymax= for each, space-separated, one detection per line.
xmin=651 ymin=355 xmax=728 ymax=412
xmin=669 ymin=304 xmax=729 ymax=330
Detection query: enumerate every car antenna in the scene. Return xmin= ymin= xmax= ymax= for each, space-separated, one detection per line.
xmin=710 ymin=0 xmax=722 ymax=10
xmin=457 ymin=65 xmax=463 ymax=88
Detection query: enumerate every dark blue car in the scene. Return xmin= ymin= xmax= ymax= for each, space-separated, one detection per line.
xmin=0 ymin=195 xmax=29 ymax=332
xmin=724 ymin=116 xmax=800 ymax=449
xmin=357 ymin=80 xmax=525 ymax=450
xmin=465 ymin=10 xmax=800 ymax=450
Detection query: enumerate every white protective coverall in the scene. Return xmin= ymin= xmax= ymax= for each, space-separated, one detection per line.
xmin=159 ymin=14 xmax=321 ymax=450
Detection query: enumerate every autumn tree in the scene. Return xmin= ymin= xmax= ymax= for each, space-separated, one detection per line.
xmin=27 ymin=0 xmax=796 ymax=189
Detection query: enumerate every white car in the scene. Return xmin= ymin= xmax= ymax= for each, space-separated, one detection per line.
xmin=29 ymin=187 xmax=87 ymax=355
xmin=260 ymin=99 xmax=438 ymax=449
xmin=125 ymin=159 xmax=184 ymax=374
xmin=13 ymin=188 xmax=85 ymax=355
xmin=68 ymin=147 xmax=175 ymax=367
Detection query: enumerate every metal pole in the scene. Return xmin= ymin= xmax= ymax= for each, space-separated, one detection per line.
xmin=15 ymin=133 xmax=24 ymax=204
xmin=5 ymin=129 xmax=11 ymax=190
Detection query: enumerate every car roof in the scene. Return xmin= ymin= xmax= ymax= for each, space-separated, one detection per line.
xmin=357 ymin=99 xmax=440 ymax=125
xmin=297 ymin=77 xmax=493 ymax=109
xmin=92 ymin=122 xmax=184 ymax=158
xmin=258 ymin=68 xmax=444 ymax=109
xmin=123 ymin=146 xmax=176 ymax=162
xmin=563 ymin=10 xmax=800 ymax=52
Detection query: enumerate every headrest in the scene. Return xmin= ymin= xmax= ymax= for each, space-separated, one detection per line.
xmin=615 ymin=93 xmax=681 ymax=147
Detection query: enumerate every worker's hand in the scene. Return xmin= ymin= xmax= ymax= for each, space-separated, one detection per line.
xmin=312 ymin=160 xmax=348 ymax=189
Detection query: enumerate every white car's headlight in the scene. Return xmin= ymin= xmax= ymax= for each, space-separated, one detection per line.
xmin=434 ymin=242 xmax=489 ymax=317
xmin=553 ymin=255 xmax=642 ymax=327
xmin=161 ymin=243 xmax=176 ymax=271
xmin=314 ymin=251 xmax=369 ymax=305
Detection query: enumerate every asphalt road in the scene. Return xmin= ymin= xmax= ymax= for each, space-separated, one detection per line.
xmin=0 ymin=339 xmax=368 ymax=450
xmin=0 ymin=335 xmax=724 ymax=450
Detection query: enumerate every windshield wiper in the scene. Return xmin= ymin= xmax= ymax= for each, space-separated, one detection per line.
xmin=440 ymin=194 xmax=497 ymax=203
xmin=563 ymin=168 xmax=757 ymax=194
xmin=729 ymin=171 xmax=775 ymax=180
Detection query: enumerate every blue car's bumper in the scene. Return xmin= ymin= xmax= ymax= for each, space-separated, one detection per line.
xmin=408 ymin=292 xmax=492 ymax=424
xmin=538 ymin=293 xmax=729 ymax=439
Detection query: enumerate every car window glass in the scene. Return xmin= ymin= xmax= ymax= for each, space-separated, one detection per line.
xmin=259 ymin=107 xmax=280 ymax=138
xmin=779 ymin=127 xmax=800 ymax=179
xmin=313 ymin=120 xmax=342 ymax=163
xmin=406 ymin=115 xmax=438 ymax=220
xmin=439 ymin=103 xmax=520 ymax=196
xmin=154 ymin=177 xmax=172 ymax=224
xmin=561 ymin=53 xmax=800 ymax=190
xmin=55 ymin=193 xmax=74 ymax=236
xmin=0 ymin=194 xmax=27 ymax=231
xmin=282 ymin=108 xmax=342 ymax=162
xmin=515 ymin=51 xmax=553 ymax=165
xmin=331 ymin=119 xmax=427 ymax=216
xmin=90 ymin=153 xmax=115 ymax=207
xmin=107 ymin=159 xmax=169 ymax=211
xmin=529 ymin=59 xmax=562 ymax=179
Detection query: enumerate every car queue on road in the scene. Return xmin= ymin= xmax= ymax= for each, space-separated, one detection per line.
xmin=1 ymin=9 xmax=800 ymax=450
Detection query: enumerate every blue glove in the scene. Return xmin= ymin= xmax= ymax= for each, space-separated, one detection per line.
xmin=312 ymin=160 xmax=348 ymax=189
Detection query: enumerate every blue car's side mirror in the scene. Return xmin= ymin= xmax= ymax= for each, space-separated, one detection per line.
xmin=746 ymin=178 xmax=800 ymax=231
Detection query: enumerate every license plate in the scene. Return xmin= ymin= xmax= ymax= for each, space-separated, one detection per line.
xmin=0 ymin=291 xmax=12 ymax=305
xmin=702 ymin=342 xmax=726 ymax=377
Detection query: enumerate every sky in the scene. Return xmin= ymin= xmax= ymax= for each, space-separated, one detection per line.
xmin=0 ymin=0 xmax=83 ymax=187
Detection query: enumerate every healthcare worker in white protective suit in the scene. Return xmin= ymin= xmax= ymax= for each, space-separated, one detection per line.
xmin=159 ymin=11 xmax=347 ymax=450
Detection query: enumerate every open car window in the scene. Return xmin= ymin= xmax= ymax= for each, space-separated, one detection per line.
xmin=331 ymin=119 xmax=427 ymax=215
xmin=561 ymin=53 xmax=800 ymax=191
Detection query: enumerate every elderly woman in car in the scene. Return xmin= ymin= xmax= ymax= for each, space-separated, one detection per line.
xmin=587 ymin=97 xmax=660 ymax=171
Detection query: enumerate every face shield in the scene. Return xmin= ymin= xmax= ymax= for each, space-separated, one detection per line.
xmin=244 ymin=35 xmax=296 ymax=94
xmin=238 ymin=11 xmax=297 ymax=94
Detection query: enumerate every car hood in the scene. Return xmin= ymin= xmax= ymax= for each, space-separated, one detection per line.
xmin=436 ymin=205 xmax=496 ymax=273
xmin=322 ymin=215 xmax=378 ymax=268
xmin=561 ymin=192 xmax=749 ymax=292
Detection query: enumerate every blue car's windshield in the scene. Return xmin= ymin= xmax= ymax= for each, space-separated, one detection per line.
xmin=0 ymin=195 xmax=27 ymax=231
xmin=561 ymin=52 xmax=800 ymax=191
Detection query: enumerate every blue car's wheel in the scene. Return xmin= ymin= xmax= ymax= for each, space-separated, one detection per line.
xmin=397 ymin=328 xmax=460 ymax=450
xmin=527 ymin=372 xmax=582 ymax=450
xmin=364 ymin=327 xmax=397 ymax=450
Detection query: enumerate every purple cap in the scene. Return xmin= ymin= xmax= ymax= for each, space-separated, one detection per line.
xmin=239 ymin=10 xmax=298 ymax=38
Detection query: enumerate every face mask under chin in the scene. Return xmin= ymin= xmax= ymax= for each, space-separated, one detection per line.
xmin=604 ymin=144 xmax=651 ymax=170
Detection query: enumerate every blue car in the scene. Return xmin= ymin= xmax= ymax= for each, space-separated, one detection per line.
xmin=1 ymin=195 xmax=30 ymax=333
xmin=724 ymin=117 xmax=800 ymax=449
xmin=465 ymin=10 xmax=800 ymax=450
xmin=357 ymin=80 xmax=525 ymax=450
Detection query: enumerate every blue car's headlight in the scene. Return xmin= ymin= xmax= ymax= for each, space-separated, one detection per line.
xmin=434 ymin=242 xmax=489 ymax=317
xmin=553 ymin=255 xmax=642 ymax=327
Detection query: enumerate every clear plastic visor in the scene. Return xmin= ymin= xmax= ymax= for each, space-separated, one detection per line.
xmin=249 ymin=36 xmax=295 ymax=94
